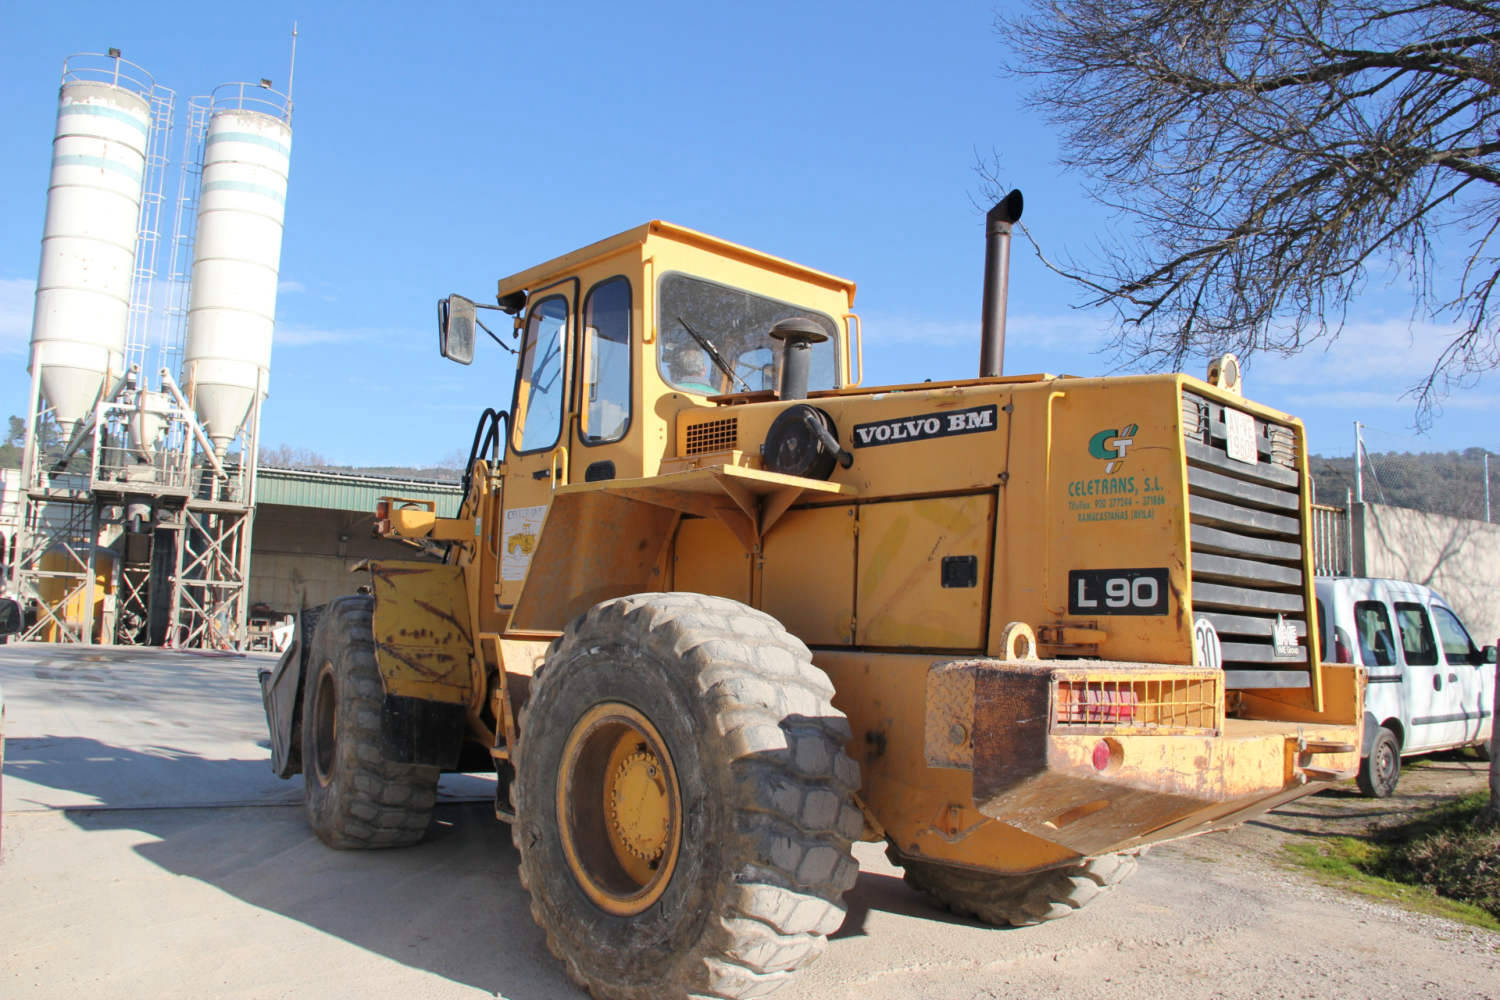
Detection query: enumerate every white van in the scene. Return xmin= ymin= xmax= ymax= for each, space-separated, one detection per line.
xmin=1314 ymin=577 xmax=1496 ymax=796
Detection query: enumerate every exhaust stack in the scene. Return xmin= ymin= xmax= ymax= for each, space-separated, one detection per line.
xmin=979 ymin=189 xmax=1024 ymax=378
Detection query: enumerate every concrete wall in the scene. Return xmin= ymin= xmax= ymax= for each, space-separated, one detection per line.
xmin=248 ymin=504 xmax=434 ymax=612
xmin=1353 ymin=502 xmax=1500 ymax=647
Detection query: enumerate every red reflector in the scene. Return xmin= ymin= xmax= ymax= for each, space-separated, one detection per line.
xmin=1092 ymin=740 xmax=1112 ymax=771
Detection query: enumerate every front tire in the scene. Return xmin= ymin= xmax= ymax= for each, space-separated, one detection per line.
xmin=301 ymin=595 xmax=439 ymax=848
xmin=1357 ymin=726 xmax=1401 ymax=798
xmin=890 ymin=846 xmax=1140 ymax=926
xmin=513 ymin=593 xmax=863 ymax=1000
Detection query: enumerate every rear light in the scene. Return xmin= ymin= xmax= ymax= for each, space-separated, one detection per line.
xmin=375 ymin=499 xmax=390 ymax=520
xmin=1092 ymin=737 xmax=1123 ymax=772
xmin=1057 ymin=682 xmax=1139 ymax=724
xmin=1333 ymin=627 xmax=1353 ymax=664
xmin=1092 ymin=740 xmax=1111 ymax=770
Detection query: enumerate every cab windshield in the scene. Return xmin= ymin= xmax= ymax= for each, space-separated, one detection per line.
xmin=657 ymin=272 xmax=839 ymax=395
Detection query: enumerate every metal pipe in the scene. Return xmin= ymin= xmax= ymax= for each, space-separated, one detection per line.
xmin=159 ymin=369 xmax=228 ymax=480
xmin=1357 ymin=424 xmax=1364 ymax=502
xmin=980 ymin=189 xmax=1024 ymax=378
xmin=769 ymin=318 xmax=829 ymax=401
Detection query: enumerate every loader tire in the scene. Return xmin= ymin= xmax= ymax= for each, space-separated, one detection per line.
xmin=890 ymin=846 xmax=1140 ymax=926
xmin=301 ymin=595 xmax=439 ymax=849
xmin=512 ymin=593 xmax=863 ymax=1000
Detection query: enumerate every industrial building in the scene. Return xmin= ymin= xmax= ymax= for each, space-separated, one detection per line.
xmin=5 ymin=45 xmax=412 ymax=650
xmin=0 ymin=465 xmax=460 ymax=647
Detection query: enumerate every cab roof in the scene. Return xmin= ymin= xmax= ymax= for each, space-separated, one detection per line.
xmin=496 ymin=221 xmax=857 ymax=305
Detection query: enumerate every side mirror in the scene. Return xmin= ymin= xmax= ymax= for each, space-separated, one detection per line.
xmin=438 ymin=294 xmax=476 ymax=365
xmin=0 ymin=596 xmax=22 ymax=636
xmin=1483 ymin=645 xmax=1497 ymax=664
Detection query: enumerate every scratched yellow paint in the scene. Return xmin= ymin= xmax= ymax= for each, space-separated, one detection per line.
xmin=369 ymin=560 xmax=474 ymax=704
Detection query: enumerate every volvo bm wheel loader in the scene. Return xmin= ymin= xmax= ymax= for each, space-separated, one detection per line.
xmin=262 ymin=192 xmax=1362 ymax=1000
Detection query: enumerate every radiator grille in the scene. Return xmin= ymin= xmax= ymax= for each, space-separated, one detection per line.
xmin=683 ymin=417 xmax=738 ymax=455
xmin=1182 ymin=391 xmax=1310 ymax=690
xmin=1052 ymin=675 xmax=1220 ymax=733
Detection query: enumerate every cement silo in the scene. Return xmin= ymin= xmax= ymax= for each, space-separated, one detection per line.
xmin=180 ymin=83 xmax=292 ymax=456
xmin=28 ymin=53 xmax=155 ymax=441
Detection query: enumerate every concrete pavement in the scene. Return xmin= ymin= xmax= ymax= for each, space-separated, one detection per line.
xmin=1 ymin=644 xmax=1495 ymax=1000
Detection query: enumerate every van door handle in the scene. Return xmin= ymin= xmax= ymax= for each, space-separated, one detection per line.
xmin=1447 ymin=672 xmax=1458 ymax=683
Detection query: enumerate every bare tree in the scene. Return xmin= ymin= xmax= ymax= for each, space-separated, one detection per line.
xmin=1000 ymin=0 xmax=1500 ymax=421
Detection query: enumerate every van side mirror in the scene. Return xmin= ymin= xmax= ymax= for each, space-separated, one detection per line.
xmin=438 ymin=294 xmax=476 ymax=365
xmin=1483 ymin=645 xmax=1497 ymax=665
xmin=0 ymin=596 xmax=22 ymax=636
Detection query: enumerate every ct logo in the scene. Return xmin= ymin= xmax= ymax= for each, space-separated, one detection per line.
xmin=1088 ymin=423 xmax=1138 ymax=474
xmin=1193 ymin=617 xmax=1222 ymax=669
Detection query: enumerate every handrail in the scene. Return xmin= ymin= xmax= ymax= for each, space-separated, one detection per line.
xmin=61 ymin=52 xmax=155 ymax=98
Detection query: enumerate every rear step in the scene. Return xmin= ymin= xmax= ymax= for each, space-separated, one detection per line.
xmin=1295 ymin=738 xmax=1359 ymax=783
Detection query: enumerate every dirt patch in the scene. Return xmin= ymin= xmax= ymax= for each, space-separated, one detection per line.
xmin=1207 ymin=750 xmax=1494 ymax=864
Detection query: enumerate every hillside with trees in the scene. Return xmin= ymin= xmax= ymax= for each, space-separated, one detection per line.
xmin=1311 ymin=448 xmax=1497 ymax=520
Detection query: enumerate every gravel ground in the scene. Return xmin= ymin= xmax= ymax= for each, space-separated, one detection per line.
xmin=2 ymin=646 xmax=1497 ymax=1000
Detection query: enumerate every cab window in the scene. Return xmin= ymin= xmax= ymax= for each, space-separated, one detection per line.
xmin=1432 ymin=605 xmax=1479 ymax=665
xmin=1393 ymin=602 xmax=1438 ymax=666
xmin=1354 ymin=601 xmax=1397 ymax=666
xmin=657 ymin=272 xmax=839 ymax=395
xmin=581 ymin=277 xmax=631 ymax=444
xmin=513 ymin=295 xmax=568 ymax=454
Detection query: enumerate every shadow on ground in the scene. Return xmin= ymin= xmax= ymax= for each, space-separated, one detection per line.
xmin=5 ymin=734 xmax=958 ymax=995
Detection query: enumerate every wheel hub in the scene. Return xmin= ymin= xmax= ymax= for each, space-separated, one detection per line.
xmin=608 ymin=750 xmax=670 ymax=862
xmin=556 ymin=702 xmax=682 ymax=916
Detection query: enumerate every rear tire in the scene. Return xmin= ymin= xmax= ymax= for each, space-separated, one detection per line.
xmin=1357 ymin=726 xmax=1401 ymax=798
xmin=301 ymin=595 xmax=439 ymax=848
xmin=890 ymin=846 xmax=1140 ymax=926
xmin=513 ymin=593 xmax=863 ymax=1000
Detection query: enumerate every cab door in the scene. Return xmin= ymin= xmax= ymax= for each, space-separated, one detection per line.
xmin=1431 ymin=603 xmax=1491 ymax=746
xmin=498 ymin=282 xmax=575 ymax=609
xmin=570 ymin=275 xmax=636 ymax=484
xmin=1394 ymin=599 xmax=1453 ymax=751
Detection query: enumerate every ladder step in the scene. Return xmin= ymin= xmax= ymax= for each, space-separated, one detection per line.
xmin=1302 ymin=741 xmax=1356 ymax=754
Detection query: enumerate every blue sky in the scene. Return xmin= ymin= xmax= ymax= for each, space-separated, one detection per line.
xmin=1 ymin=0 xmax=1492 ymax=468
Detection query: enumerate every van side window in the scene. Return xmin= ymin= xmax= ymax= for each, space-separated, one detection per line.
xmin=1432 ymin=606 xmax=1479 ymax=665
xmin=1354 ymin=601 xmax=1397 ymax=666
xmin=1393 ymin=603 xmax=1438 ymax=666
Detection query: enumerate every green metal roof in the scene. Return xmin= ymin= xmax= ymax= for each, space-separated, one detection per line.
xmin=256 ymin=467 xmax=462 ymax=515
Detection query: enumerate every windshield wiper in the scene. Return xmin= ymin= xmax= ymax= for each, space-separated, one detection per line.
xmin=676 ymin=316 xmax=751 ymax=392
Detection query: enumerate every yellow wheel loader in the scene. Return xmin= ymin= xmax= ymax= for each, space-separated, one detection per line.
xmin=261 ymin=192 xmax=1362 ymax=1000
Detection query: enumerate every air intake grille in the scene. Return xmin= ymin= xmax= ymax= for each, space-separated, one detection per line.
xmin=1182 ymin=392 xmax=1310 ymax=690
xmin=683 ymin=417 xmax=738 ymax=455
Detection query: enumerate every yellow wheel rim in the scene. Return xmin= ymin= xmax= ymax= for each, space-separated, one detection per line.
xmin=557 ymin=702 xmax=681 ymax=916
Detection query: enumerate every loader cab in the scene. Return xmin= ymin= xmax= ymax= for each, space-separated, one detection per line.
xmin=441 ymin=221 xmax=860 ymax=611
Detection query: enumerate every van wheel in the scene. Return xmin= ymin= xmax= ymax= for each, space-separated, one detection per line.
xmin=1475 ymin=736 xmax=1492 ymax=763
xmin=1356 ymin=726 xmax=1400 ymax=798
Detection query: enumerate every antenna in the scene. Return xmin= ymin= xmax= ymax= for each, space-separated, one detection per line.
xmin=286 ymin=22 xmax=298 ymax=115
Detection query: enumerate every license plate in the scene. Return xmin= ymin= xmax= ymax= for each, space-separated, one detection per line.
xmin=1224 ymin=406 xmax=1258 ymax=465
